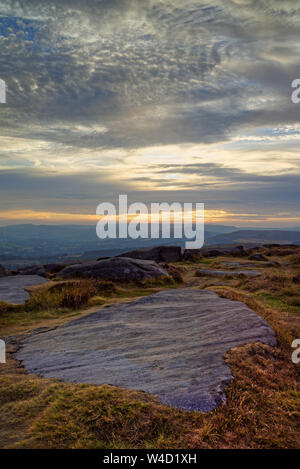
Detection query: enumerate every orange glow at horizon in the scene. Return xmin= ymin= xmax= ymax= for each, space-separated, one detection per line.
xmin=0 ymin=209 xmax=300 ymax=226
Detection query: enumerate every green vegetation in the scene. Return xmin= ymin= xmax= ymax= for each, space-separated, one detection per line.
xmin=233 ymin=269 xmax=300 ymax=316
xmin=255 ymin=291 xmax=300 ymax=315
xmin=0 ymin=276 xmax=182 ymax=336
xmin=0 ymin=246 xmax=299 ymax=449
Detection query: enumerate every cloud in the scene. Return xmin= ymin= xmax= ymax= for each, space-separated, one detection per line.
xmin=0 ymin=1 xmax=299 ymax=225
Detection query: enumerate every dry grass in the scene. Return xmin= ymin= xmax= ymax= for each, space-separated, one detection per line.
xmin=233 ymin=269 xmax=300 ymax=317
xmin=183 ymin=342 xmax=299 ymax=449
xmin=26 ymin=280 xmax=98 ymax=311
xmin=1 ymin=289 xmax=298 ymax=449
xmin=0 ymin=274 xmax=182 ymax=337
xmin=288 ymin=254 xmax=300 ymax=266
xmin=0 ymin=250 xmax=299 ymax=449
xmin=0 ymin=345 xmax=197 ymax=449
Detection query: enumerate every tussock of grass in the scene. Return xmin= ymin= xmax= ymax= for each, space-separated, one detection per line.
xmin=0 ymin=379 xmax=42 ymax=406
xmin=240 ymin=271 xmax=294 ymax=293
xmin=0 ymin=277 xmax=181 ymax=337
xmin=140 ymin=275 xmax=179 ymax=288
xmin=0 ymin=301 xmax=22 ymax=315
xmin=0 ymin=251 xmax=299 ymax=449
xmin=19 ymin=385 xmax=191 ymax=449
xmin=194 ymin=257 xmax=214 ymax=265
xmin=288 ymin=254 xmax=300 ymax=266
xmin=26 ymin=280 xmax=97 ymax=311
xmin=184 ymin=342 xmax=299 ymax=449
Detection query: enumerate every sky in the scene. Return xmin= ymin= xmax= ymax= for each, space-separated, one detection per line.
xmin=0 ymin=0 xmax=300 ymax=227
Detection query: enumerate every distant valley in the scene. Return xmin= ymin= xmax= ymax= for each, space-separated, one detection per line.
xmin=0 ymin=223 xmax=300 ymax=269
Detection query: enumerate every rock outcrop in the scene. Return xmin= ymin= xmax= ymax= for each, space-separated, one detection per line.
xmin=16 ymin=265 xmax=47 ymax=277
xmin=184 ymin=245 xmax=247 ymax=259
xmin=220 ymin=261 xmax=276 ymax=269
xmin=118 ymin=246 xmax=182 ymax=262
xmin=15 ymin=289 xmax=276 ymax=412
xmin=0 ymin=275 xmax=48 ymax=304
xmin=58 ymin=257 xmax=168 ymax=282
xmin=197 ymin=269 xmax=261 ymax=277
xmin=16 ymin=263 xmax=70 ymax=277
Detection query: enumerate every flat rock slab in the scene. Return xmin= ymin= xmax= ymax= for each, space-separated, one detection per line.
xmin=0 ymin=275 xmax=48 ymax=304
xmin=16 ymin=289 xmax=276 ymax=412
xmin=197 ymin=269 xmax=261 ymax=277
xmin=220 ymin=262 xmax=276 ymax=269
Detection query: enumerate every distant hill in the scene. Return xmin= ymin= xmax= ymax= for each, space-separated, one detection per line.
xmin=239 ymin=226 xmax=300 ymax=232
xmin=0 ymin=223 xmax=236 ymax=268
xmin=1 ymin=224 xmax=300 ymax=268
xmin=208 ymin=230 xmax=300 ymax=246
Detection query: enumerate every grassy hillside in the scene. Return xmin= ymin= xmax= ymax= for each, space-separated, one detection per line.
xmin=208 ymin=230 xmax=300 ymax=246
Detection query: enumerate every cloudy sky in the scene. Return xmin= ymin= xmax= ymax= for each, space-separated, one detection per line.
xmin=0 ymin=0 xmax=300 ymax=227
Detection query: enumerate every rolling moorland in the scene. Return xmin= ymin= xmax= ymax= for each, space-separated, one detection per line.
xmin=0 ymin=224 xmax=300 ymax=269
xmin=0 ymin=242 xmax=299 ymax=449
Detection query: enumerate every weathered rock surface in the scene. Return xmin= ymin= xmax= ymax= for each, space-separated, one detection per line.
xmin=219 ymin=261 xmax=277 ymax=269
xmin=15 ymin=289 xmax=276 ymax=412
xmin=197 ymin=248 xmax=223 ymax=258
xmin=16 ymin=265 xmax=47 ymax=277
xmin=118 ymin=246 xmax=182 ymax=263
xmin=17 ymin=263 xmax=70 ymax=277
xmin=0 ymin=275 xmax=48 ymax=304
xmin=197 ymin=269 xmax=261 ymax=277
xmin=184 ymin=245 xmax=247 ymax=259
xmin=229 ymin=245 xmax=248 ymax=257
xmin=58 ymin=257 xmax=168 ymax=281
